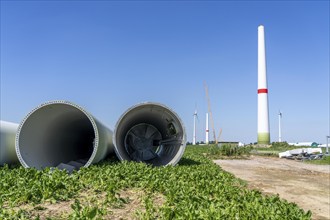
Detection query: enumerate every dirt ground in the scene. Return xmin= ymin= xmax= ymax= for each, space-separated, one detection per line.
xmin=13 ymin=188 xmax=165 ymax=219
xmin=214 ymin=156 xmax=330 ymax=220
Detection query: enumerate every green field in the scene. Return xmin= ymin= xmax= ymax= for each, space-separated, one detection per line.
xmin=251 ymin=142 xmax=330 ymax=164
xmin=306 ymin=154 xmax=330 ymax=165
xmin=0 ymin=146 xmax=312 ymax=219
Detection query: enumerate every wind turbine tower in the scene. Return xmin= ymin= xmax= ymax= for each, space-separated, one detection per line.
xmin=193 ymin=109 xmax=197 ymax=145
xmin=257 ymin=25 xmax=270 ymax=144
xmin=278 ymin=111 xmax=282 ymax=142
xmin=206 ymin=113 xmax=209 ymax=144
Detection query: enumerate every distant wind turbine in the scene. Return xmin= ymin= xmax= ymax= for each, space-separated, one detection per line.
xmin=205 ymin=112 xmax=209 ymax=145
xmin=278 ymin=110 xmax=282 ymax=142
xmin=193 ymin=109 xmax=198 ymax=145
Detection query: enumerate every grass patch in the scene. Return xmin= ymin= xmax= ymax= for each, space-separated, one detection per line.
xmin=255 ymin=142 xmax=298 ymax=152
xmin=195 ymin=144 xmax=253 ymax=159
xmin=305 ymin=155 xmax=330 ymax=165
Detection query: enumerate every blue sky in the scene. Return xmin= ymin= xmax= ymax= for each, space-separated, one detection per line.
xmin=1 ymin=1 xmax=329 ymax=144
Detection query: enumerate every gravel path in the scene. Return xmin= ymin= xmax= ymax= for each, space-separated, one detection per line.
xmin=214 ymin=156 xmax=330 ymax=220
